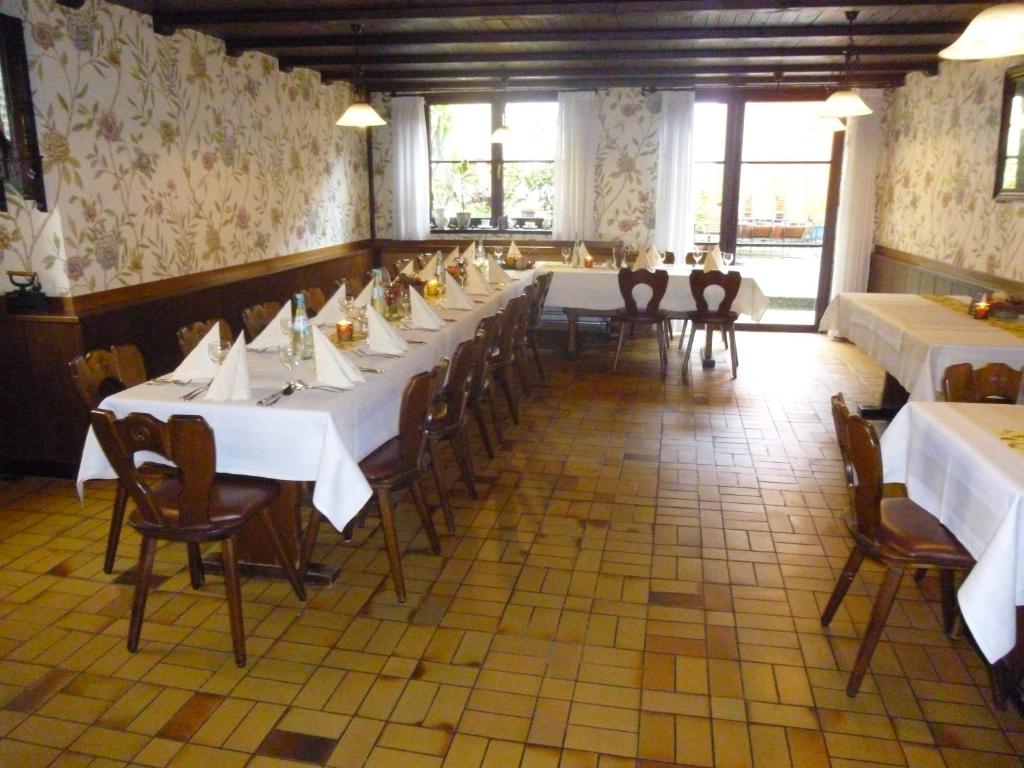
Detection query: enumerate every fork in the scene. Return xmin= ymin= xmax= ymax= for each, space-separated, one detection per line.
xmin=181 ymin=385 xmax=209 ymax=401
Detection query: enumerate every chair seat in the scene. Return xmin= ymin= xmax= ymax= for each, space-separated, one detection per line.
xmin=132 ymin=474 xmax=280 ymax=537
xmin=620 ymin=309 xmax=668 ymax=322
xmin=686 ymin=310 xmax=739 ymax=323
xmin=359 ymin=437 xmax=426 ymax=486
xmin=850 ymin=498 xmax=974 ymax=568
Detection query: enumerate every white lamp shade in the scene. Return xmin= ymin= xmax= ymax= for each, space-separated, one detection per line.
xmin=491 ymin=124 xmax=513 ymax=143
xmin=940 ymin=3 xmax=1024 ymax=60
xmin=820 ymin=89 xmax=874 ymax=118
xmin=818 ymin=116 xmax=848 ymax=132
xmin=336 ymin=101 xmax=387 ymax=127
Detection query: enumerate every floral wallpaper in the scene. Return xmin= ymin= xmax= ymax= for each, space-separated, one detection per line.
xmin=371 ymin=87 xmax=660 ymax=251
xmin=0 ymin=0 xmax=369 ymax=296
xmin=875 ymin=57 xmax=1024 ymax=280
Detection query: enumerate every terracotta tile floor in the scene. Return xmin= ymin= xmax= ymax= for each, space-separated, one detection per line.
xmin=1 ymin=331 xmax=1023 ymax=767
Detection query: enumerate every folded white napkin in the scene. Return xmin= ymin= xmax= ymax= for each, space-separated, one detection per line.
xmin=444 ymin=278 xmax=475 ymax=310
xmin=507 ymin=241 xmax=522 ymax=261
xmin=315 ymin=282 xmax=348 ymax=327
xmin=172 ymin=322 xmax=222 ymax=380
xmin=464 ymin=263 xmax=493 ymax=295
xmin=418 ymin=253 xmax=439 ymax=282
xmin=408 ymin=288 xmax=445 ymax=330
xmin=445 ymin=247 xmax=461 ymax=267
xmin=353 ymin=280 xmax=373 ymax=308
xmin=204 ymin=336 xmax=250 ymax=401
xmin=579 ymin=242 xmax=593 ymax=264
xmin=312 ymin=326 xmax=361 ymax=388
xmin=632 ymin=245 xmax=660 ymax=272
xmin=366 ymin=306 xmax=409 ymax=356
xmin=463 ymin=242 xmax=476 ymax=262
xmin=247 ymin=301 xmax=292 ymax=350
xmin=487 ymin=255 xmax=514 ymax=284
xmin=704 ymin=246 xmax=726 ymax=272
xmin=399 ymin=259 xmax=416 ymax=276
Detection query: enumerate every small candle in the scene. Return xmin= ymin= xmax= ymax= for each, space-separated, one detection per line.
xmin=425 ymin=279 xmax=440 ymax=297
xmin=336 ymin=319 xmax=353 ymax=341
xmin=973 ymin=301 xmax=991 ymax=319
xmin=584 ymin=253 xmax=594 ymax=268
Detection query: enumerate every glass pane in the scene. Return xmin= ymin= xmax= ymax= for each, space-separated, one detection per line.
xmin=694 ymin=102 xmax=727 ymax=162
xmin=735 ymin=162 xmax=830 ymax=324
xmin=429 ymin=103 xmax=492 ymax=162
xmin=742 ymin=102 xmax=835 ymax=162
xmin=504 ymin=162 xmax=554 ymax=221
xmin=503 ymin=102 xmax=558 ymax=161
xmin=693 ymin=162 xmax=723 ymax=247
xmin=431 ymin=161 xmax=492 ymax=222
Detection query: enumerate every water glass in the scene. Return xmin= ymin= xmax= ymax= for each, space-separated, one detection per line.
xmin=561 ymin=247 xmax=571 ymax=265
xmin=208 ymin=340 xmax=231 ymax=365
xmin=278 ymin=345 xmax=301 ymax=379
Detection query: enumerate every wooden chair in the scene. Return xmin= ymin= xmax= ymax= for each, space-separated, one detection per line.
xmin=491 ymin=292 xmax=532 ymax=422
xmin=469 ymin=313 xmax=504 ymax=457
xmin=682 ymin=270 xmax=741 ymax=381
xmin=242 ymin=301 xmax=282 ymax=341
xmin=613 ymin=268 xmax=670 ymax=377
xmin=820 ymin=412 xmax=974 ymax=696
xmin=90 ymin=409 xmax=306 ymax=666
xmin=349 ymin=361 xmax=449 ymax=602
xmin=176 ymin=319 xmax=232 ymax=358
xmin=942 ymin=362 xmax=1021 ymax=404
xmin=69 ymin=345 xmax=149 ymax=574
xmin=522 ymin=272 xmax=553 ymax=381
xmin=429 ymin=335 xmax=483 ymax=513
xmin=831 ymin=393 xmax=907 ymax=500
xmin=301 ymin=287 xmax=327 ymax=316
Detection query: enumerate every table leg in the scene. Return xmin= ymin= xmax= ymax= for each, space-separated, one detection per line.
xmin=857 ymin=373 xmax=909 ymax=421
xmin=702 ymin=324 xmax=715 ymax=369
xmin=564 ymin=310 xmax=579 ymax=359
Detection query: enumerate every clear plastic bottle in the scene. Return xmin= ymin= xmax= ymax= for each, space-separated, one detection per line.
xmin=292 ymin=293 xmax=314 ymax=360
xmin=434 ymin=249 xmax=447 ymax=293
xmin=370 ymin=268 xmax=388 ymax=317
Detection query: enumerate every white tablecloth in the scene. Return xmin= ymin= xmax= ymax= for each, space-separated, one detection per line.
xmin=819 ymin=293 xmax=1024 ymax=400
xmin=77 ymin=272 xmax=536 ymax=531
xmin=881 ymin=402 xmax=1024 ymax=662
xmin=538 ymin=262 xmax=769 ymax=321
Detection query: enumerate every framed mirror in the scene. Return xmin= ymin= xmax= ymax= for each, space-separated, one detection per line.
xmin=996 ymin=63 xmax=1024 ymax=200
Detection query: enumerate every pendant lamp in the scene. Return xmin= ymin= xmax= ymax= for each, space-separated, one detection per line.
xmin=336 ymin=24 xmax=386 ymax=128
xmin=820 ymin=10 xmax=873 ymax=119
xmin=491 ymin=79 xmax=512 ymax=143
xmin=940 ymin=3 xmax=1024 ymax=60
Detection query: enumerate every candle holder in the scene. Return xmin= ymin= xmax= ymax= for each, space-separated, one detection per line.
xmin=336 ymin=319 xmax=353 ymax=342
xmin=972 ymin=301 xmax=991 ymax=320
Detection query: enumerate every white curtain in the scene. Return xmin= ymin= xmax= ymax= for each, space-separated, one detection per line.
xmin=654 ymin=91 xmax=695 ymax=259
xmin=831 ymin=89 xmax=886 ymax=296
xmin=552 ymin=92 xmax=599 ymax=240
xmin=390 ymin=96 xmax=430 ymax=240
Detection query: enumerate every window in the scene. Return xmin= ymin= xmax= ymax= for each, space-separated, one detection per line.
xmin=692 ymin=102 xmax=727 ymax=248
xmin=428 ymin=97 xmax=556 ymax=232
xmin=0 ymin=13 xmax=45 ymax=212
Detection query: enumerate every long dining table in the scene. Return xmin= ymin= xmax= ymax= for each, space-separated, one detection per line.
xmin=881 ymin=401 xmax=1024 ymax=696
xmin=819 ymin=292 xmax=1024 ymax=404
xmin=537 ymin=261 xmax=769 ymax=358
xmin=76 ymin=270 xmax=537 ymax=572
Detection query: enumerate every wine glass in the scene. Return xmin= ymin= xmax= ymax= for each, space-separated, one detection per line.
xmin=561 ymin=247 xmax=571 ymax=265
xmin=279 ymin=315 xmax=293 ymax=338
xmin=208 ymin=340 xmax=231 ymax=365
xmin=278 ymin=344 xmax=301 ymax=384
xmin=494 ymin=247 xmax=504 ymax=264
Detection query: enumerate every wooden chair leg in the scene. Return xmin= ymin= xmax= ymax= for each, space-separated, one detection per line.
xmin=847 ymin=563 xmax=904 ymax=696
xmin=485 ymin=379 xmax=506 ymax=444
xmin=127 ymin=535 xmax=157 ymax=653
xmin=677 ymin=319 xmax=689 ymax=350
xmin=471 ymin=400 xmax=495 ymax=458
xmin=529 ymin=333 xmax=545 ymax=381
xmin=221 ymin=536 xmax=247 ymax=667
xmin=514 ymin=351 xmax=533 ymax=398
xmin=656 ymin=320 xmax=668 ymax=377
xmin=104 ymin=482 xmax=128 ymax=574
xmin=186 ymin=542 xmax=205 ymax=589
xmin=722 ymin=327 xmax=729 ymax=349
xmin=451 ymin=429 xmax=478 ymax=502
xmin=682 ymin=323 xmax=699 ymax=383
xmin=728 ymin=325 xmax=738 ymax=379
xmin=821 ymin=546 xmax=865 ymax=626
xmin=612 ymin=320 xmax=628 ymax=372
xmin=376 ymin=488 xmax=406 ymax=602
xmin=497 ymin=368 xmax=519 ymax=424
xmin=428 ymin=443 xmax=456 ymax=535
xmin=299 ymin=507 xmax=324 ymax=580
xmin=409 ymin=479 xmax=442 ymax=554
xmin=258 ymin=509 xmax=306 ymax=601
xmin=913 ymin=568 xmax=927 ymax=583
xmin=938 ymin=569 xmax=961 ymax=637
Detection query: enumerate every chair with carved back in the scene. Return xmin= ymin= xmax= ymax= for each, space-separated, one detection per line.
xmin=301 ymin=287 xmax=327 ymax=316
xmin=682 ymin=270 xmax=741 ymax=381
xmin=491 ymin=291 xmax=532 ymax=421
xmin=68 ymin=344 xmax=149 ymax=574
xmin=520 ymin=272 xmax=553 ymax=381
xmin=614 ymin=267 xmax=670 ymax=377
xmin=242 ymin=301 xmax=282 ymax=342
xmin=820 ymin=411 xmax=974 ymax=696
xmin=429 ymin=335 xmax=483 ymax=512
xmin=90 ymin=409 xmax=306 ymax=666
xmin=942 ymin=362 xmax=1021 ymax=404
xmin=176 ymin=319 xmax=233 ymax=358
xmin=468 ymin=313 xmax=504 ymax=457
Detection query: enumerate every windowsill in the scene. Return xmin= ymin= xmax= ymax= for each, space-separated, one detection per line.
xmin=429 ymin=228 xmax=552 ymax=237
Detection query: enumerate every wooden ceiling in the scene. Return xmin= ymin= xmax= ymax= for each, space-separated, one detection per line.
xmin=94 ymin=1 xmax=994 ymax=94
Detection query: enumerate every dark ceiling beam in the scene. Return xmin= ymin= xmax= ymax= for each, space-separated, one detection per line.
xmin=278 ymin=44 xmax=941 ymax=69
xmin=223 ymin=22 xmax=962 ymax=51
xmin=155 ymin=1 xmax=979 ymax=28
xmin=54 ymin=0 xmax=87 ymax=7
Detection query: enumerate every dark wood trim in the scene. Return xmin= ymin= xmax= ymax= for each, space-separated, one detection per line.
xmin=995 ymin=63 xmax=1024 ymax=201
xmin=814 ymin=129 xmax=846 ymax=326
xmin=874 ymin=245 xmax=1024 ymax=297
xmin=366 ymin=132 xmax=377 ymax=241
xmin=0 ymin=13 xmax=46 ymax=212
xmin=717 ymin=101 xmax=744 ymax=256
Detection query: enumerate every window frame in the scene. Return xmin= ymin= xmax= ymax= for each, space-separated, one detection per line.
xmin=0 ymin=13 xmax=45 ymax=212
xmin=426 ymin=91 xmax=556 ymax=234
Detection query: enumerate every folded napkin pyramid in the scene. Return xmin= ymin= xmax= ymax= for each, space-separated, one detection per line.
xmin=507 ymin=241 xmax=522 ymax=261
xmin=353 ymin=280 xmax=373 ymax=308
xmin=444 ymin=278 xmax=475 ymax=310
xmin=408 ymin=287 xmax=444 ymax=330
xmin=314 ymin=282 xmax=348 ymax=327
xmin=463 ymin=242 xmax=476 ymax=262
xmin=464 ymin=263 xmax=493 ymax=295
xmin=247 ymin=301 xmax=292 ymax=350
xmin=487 ymin=255 xmax=514 ymax=284
xmin=366 ymin=306 xmax=409 ymax=356
xmin=703 ymin=246 xmax=726 ymax=272
xmin=632 ymin=245 xmax=660 ymax=272
xmin=418 ymin=253 xmax=439 ymax=282
xmin=445 ymin=247 xmax=461 ymax=267
xmin=312 ymin=326 xmax=362 ymax=388
xmin=399 ymin=259 xmax=417 ymax=276
xmin=172 ymin=322 xmax=223 ymax=380
xmin=204 ymin=335 xmax=250 ymax=401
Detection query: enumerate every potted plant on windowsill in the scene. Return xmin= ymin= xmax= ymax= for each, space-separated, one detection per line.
xmin=451 ymin=159 xmax=476 ymax=229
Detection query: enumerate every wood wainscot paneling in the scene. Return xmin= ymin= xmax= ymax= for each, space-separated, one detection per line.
xmin=870 ymin=245 xmax=1024 ymax=298
xmin=374 ymin=238 xmax=614 ymax=274
xmin=1 ymin=240 xmax=374 ymax=476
